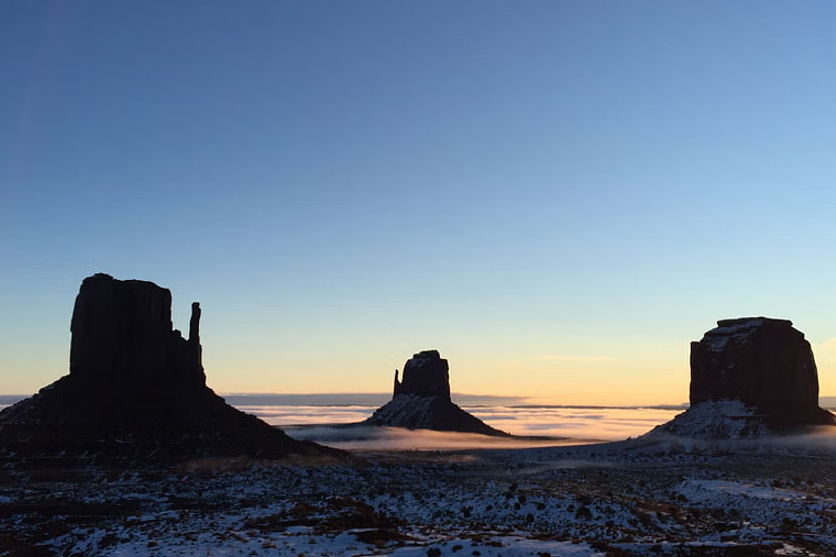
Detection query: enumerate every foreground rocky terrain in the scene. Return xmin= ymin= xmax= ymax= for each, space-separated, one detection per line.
xmin=3 ymin=434 xmax=836 ymax=556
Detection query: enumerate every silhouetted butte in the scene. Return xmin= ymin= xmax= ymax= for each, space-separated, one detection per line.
xmin=365 ymin=350 xmax=506 ymax=436
xmin=649 ymin=317 xmax=835 ymax=438
xmin=0 ymin=273 xmax=339 ymax=461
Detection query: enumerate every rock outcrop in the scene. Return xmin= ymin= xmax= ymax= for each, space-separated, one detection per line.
xmin=365 ymin=350 xmax=506 ymax=436
xmin=690 ymin=318 xmax=820 ymax=413
xmin=0 ymin=273 xmax=339 ymax=461
xmin=649 ymin=317 xmax=835 ymax=438
xmin=393 ymin=349 xmax=451 ymax=399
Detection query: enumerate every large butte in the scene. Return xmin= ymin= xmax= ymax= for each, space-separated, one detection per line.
xmin=0 ymin=273 xmax=341 ymax=461
xmin=364 ymin=350 xmax=507 ymax=436
xmin=648 ymin=317 xmax=835 ymax=439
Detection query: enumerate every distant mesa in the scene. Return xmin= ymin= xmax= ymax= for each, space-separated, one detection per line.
xmin=364 ymin=350 xmax=507 ymax=436
xmin=648 ymin=317 xmax=836 ymax=439
xmin=0 ymin=273 xmax=339 ymax=461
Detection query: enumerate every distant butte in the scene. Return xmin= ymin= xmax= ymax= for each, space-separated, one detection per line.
xmin=648 ymin=317 xmax=836 ymax=438
xmin=364 ymin=350 xmax=507 ymax=436
xmin=0 ymin=273 xmax=341 ymax=462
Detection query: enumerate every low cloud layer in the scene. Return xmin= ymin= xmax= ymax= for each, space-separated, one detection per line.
xmin=238 ymin=403 xmax=685 ymax=450
xmin=283 ymin=425 xmax=581 ymax=452
xmin=467 ymin=406 xmax=682 ymax=440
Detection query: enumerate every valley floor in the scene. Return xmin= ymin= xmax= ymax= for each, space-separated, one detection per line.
xmin=2 ymin=436 xmax=836 ymax=556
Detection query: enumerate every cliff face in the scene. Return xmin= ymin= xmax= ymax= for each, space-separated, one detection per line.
xmin=690 ymin=317 xmax=819 ymax=413
xmin=69 ymin=274 xmax=202 ymax=387
xmin=366 ymin=350 xmax=506 ymax=436
xmin=0 ymin=273 xmax=339 ymax=461
xmin=61 ymin=274 xmax=207 ymax=421
xmin=394 ymin=350 xmax=451 ymax=399
xmin=648 ymin=317 xmax=835 ymax=439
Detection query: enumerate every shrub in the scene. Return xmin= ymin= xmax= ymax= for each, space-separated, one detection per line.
xmin=575 ymin=506 xmax=593 ymax=520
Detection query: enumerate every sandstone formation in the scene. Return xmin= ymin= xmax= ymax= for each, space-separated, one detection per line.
xmin=365 ymin=350 xmax=506 ymax=436
xmin=690 ymin=318 xmax=820 ymax=413
xmin=393 ymin=349 xmax=451 ymax=399
xmin=0 ymin=273 xmax=338 ymax=461
xmin=649 ymin=317 xmax=835 ymax=438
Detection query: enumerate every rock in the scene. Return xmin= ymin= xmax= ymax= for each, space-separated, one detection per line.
xmin=394 ymin=350 xmax=451 ymax=399
xmin=690 ymin=317 xmax=819 ymax=413
xmin=366 ymin=350 xmax=506 ymax=436
xmin=648 ymin=317 xmax=835 ymax=438
xmin=63 ymin=273 xmax=206 ymax=421
xmin=0 ymin=273 xmax=341 ymax=462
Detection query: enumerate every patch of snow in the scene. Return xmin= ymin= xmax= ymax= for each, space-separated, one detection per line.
xmin=702 ymin=319 xmax=766 ymax=352
xmin=678 ymin=479 xmax=805 ymax=503
xmin=775 ymin=543 xmax=808 ymax=555
xmin=710 ymin=319 xmax=765 ymax=336
xmin=390 ymin=536 xmax=606 ymax=556
xmin=644 ymin=400 xmax=770 ymax=439
xmin=367 ymin=393 xmax=436 ymax=428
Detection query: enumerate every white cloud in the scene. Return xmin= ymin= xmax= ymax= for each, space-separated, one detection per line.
xmin=237 ymin=403 xmax=681 ymax=450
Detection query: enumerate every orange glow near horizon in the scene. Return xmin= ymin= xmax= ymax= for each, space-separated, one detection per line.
xmin=4 ymin=337 xmax=836 ymax=407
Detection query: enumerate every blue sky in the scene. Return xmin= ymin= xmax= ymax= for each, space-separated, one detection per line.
xmin=2 ymin=1 xmax=835 ymax=402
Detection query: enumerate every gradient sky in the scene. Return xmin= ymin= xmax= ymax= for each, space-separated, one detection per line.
xmin=2 ymin=1 xmax=836 ymax=404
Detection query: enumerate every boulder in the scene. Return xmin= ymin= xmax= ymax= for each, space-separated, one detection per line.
xmin=0 ymin=273 xmax=341 ymax=461
xmin=366 ymin=350 xmax=506 ymax=436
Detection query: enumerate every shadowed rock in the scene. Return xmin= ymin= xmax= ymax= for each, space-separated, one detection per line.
xmin=366 ymin=350 xmax=506 ymax=436
xmin=648 ymin=317 xmax=836 ymax=438
xmin=394 ymin=350 xmax=451 ymax=399
xmin=690 ymin=318 xmax=820 ymax=413
xmin=0 ymin=273 xmax=341 ymax=461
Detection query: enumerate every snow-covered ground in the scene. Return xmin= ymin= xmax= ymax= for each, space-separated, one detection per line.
xmin=644 ymin=400 xmax=773 ymax=439
xmin=3 ymin=433 xmax=836 ymax=556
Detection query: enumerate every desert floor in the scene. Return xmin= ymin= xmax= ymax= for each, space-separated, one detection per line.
xmin=3 ymin=434 xmax=836 ymax=556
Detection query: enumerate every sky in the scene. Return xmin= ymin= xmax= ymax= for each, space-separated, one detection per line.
xmin=2 ymin=1 xmax=836 ymax=404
